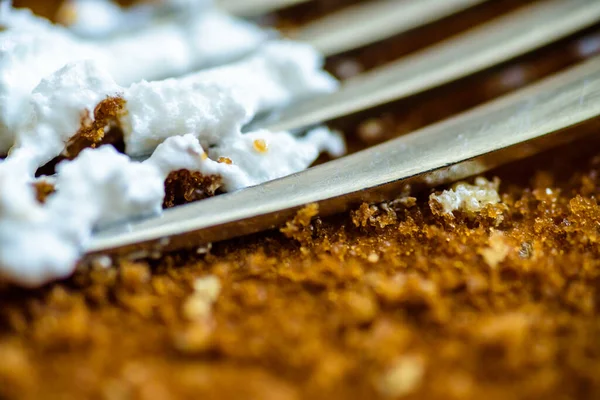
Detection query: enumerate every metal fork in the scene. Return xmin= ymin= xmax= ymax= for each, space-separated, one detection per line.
xmin=89 ymin=0 xmax=600 ymax=256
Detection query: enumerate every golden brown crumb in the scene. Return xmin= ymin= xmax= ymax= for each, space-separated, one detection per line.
xmin=218 ymin=157 xmax=233 ymax=164
xmin=54 ymin=2 xmax=78 ymax=26
xmin=280 ymin=203 xmax=319 ymax=245
xmin=33 ymin=180 xmax=55 ymax=203
xmin=64 ymin=96 xmax=127 ymax=159
xmin=253 ymin=139 xmax=268 ymax=153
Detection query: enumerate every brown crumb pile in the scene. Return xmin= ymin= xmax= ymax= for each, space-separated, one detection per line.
xmin=163 ymin=170 xmax=223 ymax=208
xmin=3 ymin=136 xmax=600 ymax=400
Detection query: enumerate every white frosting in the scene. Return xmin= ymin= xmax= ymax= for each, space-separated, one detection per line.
xmin=149 ymin=129 xmax=344 ymax=191
xmin=208 ymin=128 xmax=344 ymax=190
xmin=0 ymin=7 xmax=267 ymax=154
xmin=0 ymin=34 xmax=343 ymax=286
xmin=7 ymin=40 xmax=336 ymax=169
xmin=123 ymin=41 xmax=338 ymax=156
xmin=0 ymin=125 xmax=343 ymax=287
xmin=0 ymin=146 xmax=164 ymax=287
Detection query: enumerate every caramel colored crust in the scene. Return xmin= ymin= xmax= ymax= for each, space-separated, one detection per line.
xmin=4 ymin=1 xmax=600 ymax=399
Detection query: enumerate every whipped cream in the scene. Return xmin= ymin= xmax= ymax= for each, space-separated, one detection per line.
xmin=9 ymin=40 xmax=337 ymax=168
xmin=0 ymin=146 xmax=164 ymax=286
xmin=0 ymin=125 xmax=343 ymax=287
xmin=0 ymin=31 xmax=343 ymax=286
xmin=0 ymin=6 xmax=267 ymax=154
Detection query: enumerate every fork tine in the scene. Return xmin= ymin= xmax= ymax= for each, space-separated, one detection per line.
xmin=217 ymin=0 xmax=311 ymax=17
xmin=88 ymin=54 xmax=600 ymax=255
xmin=256 ymin=0 xmax=600 ymax=133
xmin=295 ymin=0 xmax=489 ymax=57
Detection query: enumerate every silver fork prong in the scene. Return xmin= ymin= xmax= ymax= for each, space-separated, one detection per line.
xmin=217 ymin=0 xmax=311 ymax=17
xmin=296 ymin=0 xmax=488 ymax=57
xmin=257 ymin=0 xmax=600 ymax=133
xmin=88 ymin=54 xmax=600 ymax=255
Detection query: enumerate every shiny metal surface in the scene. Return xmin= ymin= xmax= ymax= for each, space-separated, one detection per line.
xmin=259 ymin=0 xmax=600 ymax=132
xmin=296 ymin=0 xmax=487 ymax=56
xmin=88 ymin=55 xmax=600 ymax=256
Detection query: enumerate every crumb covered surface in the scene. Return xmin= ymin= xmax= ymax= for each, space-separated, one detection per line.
xmin=4 ymin=1 xmax=600 ymax=399
xmin=4 ymin=136 xmax=600 ymax=400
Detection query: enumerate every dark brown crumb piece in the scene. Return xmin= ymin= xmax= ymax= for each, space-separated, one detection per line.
xmin=163 ymin=170 xmax=223 ymax=208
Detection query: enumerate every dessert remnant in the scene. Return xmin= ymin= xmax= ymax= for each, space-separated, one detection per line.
xmin=430 ymin=176 xmax=501 ymax=216
xmin=0 ymin=4 xmax=344 ymax=286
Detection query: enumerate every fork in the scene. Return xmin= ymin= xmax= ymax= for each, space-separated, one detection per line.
xmin=88 ymin=0 xmax=600 ymax=257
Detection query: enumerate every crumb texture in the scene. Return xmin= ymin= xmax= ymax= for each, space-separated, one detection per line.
xmin=3 ymin=138 xmax=600 ymax=399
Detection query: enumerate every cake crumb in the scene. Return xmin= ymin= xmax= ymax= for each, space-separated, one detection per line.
xmin=367 ymin=253 xmax=380 ymax=263
xmin=376 ymin=355 xmax=425 ymax=398
xmin=478 ymin=231 xmax=511 ymax=269
xmin=193 ymin=275 xmax=221 ymax=301
xmin=358 ymin=118 xmax=385 ymax=143
xmin=430 ymin=176 xmax=501 ymax=215
xmin=182 ymin=275 xmax=221 ymax=321
xmin=280 ymin=203 xmax=319 ymax=244
xmin=33 ymin=180 xmax=55 ymax=204
xmin=218 ymin=156 xmax=233 ymax=164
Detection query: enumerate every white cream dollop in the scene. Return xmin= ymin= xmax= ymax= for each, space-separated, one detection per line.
xmin=0 ymin=146 xmax=164 ymax=287
xmin=123 ymin=40 xmax=338 ymax=156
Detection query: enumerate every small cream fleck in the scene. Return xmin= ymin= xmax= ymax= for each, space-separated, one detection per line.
xmin=196 ymin=243 xmax=212 ymax=255
xmin=430 ymin=176 xmax=501 ymax=215
xmin=182 ymin=275 xmax=221 ymax=321
xmin=91 ymin=255 xmax=112 ymax=269
xmin=376 ymin=355 xmax=425 ymax=397
xmin=478 ymin=231 xmax=511 ymax=269
xmin=367 ymin=253 xmax=380 ymax=263
xmin=193 ymin=275 xmax=221 ymax=300
xmin=358 ymin=118 xmax=385 ymax=143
